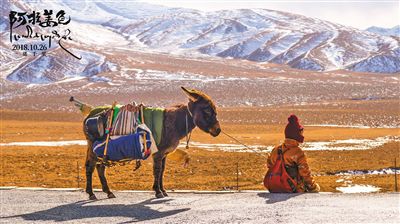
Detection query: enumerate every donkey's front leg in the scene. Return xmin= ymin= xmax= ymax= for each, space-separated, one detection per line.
xmin=96 ymin=164 xmax=115 ymax=198
xmin=160 ymin=157 xmax=168 ymax=197
xmin=152 ymin=152 xmax=164 ymax=198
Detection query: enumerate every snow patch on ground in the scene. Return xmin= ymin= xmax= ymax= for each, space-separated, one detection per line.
xmin=133 ymin=69 xmax=248 ymax=82
xmin=336 ymin=185 xmax=381 ymax=193
xmin=178 ymin=142 xmax=272 ymax=152
xmin=335 ymin=168 xmax=399 ymax=176
xmin=184 ymin=136 xmax=398 ymax=152
xmin=1 ymin=136 xmax=397 ymax=152
xmin=0 ymin=140 xmax=87 ymax=147
xmin=304 ymin=124 xmax=397 ymax=129
xmin=302 ymin=136 xmax=399 ymax=151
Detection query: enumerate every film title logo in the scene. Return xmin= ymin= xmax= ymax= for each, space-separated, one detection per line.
xmin=9 ymin=9 xmax=81 ymax=59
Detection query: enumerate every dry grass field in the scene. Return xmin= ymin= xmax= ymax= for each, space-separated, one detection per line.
xmin=1 ymin=100 xmax=399 ymax=193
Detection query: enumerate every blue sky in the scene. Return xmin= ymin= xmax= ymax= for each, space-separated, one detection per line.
xmin=141 ymin=0 xmax=399 ymax=29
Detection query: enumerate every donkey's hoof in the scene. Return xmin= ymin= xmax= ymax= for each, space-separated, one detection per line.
xmin=89 ymin=194 xmax=97 ymax=200
xmin=155 ymin=192 xmax=164 ymax=198
xmin=107 ymin=192 xmax=116 ymax=199
xmin=162 ymin=191 xmax=169 ymax=197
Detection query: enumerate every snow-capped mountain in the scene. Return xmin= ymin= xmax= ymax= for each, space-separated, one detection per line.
xmin=1 ymin=0 xmax=399 ymax=85
xmin=115 ymin=8 xmax=399 ymax=73
xmin=366 ymin=26 xmax=400 ymax=37
xmin=7 ymin=48 xmax=117 ymax=84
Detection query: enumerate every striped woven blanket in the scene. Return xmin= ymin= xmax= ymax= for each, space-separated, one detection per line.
xmin=89 ymin=103 xmax=165 ymax=146
xmin=110 ymin=104 xmax=139 ymax=136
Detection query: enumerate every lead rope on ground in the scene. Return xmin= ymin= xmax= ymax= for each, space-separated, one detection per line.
xmin=221 ymin=130 xmax=270 ymax=159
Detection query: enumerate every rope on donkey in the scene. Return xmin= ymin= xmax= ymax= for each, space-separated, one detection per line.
xmin=221 ymin=130 xmax=270 ymax=159
xmin=185 ymin=114 xmax=192 ymax=149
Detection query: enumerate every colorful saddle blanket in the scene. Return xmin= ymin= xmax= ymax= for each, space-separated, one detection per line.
xmin=110 ymin=104 xmax=140 ymax=136
xmin=88 ymin=103 xmax=164 ymax=162
xmin=93 ymin=125 xmax=157 ymax=161
xmin=106 ymin=105 xmax=164 ymax=145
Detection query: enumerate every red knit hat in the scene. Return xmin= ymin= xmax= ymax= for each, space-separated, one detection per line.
xmin=285 ymin=114 xmax=304 ymax=143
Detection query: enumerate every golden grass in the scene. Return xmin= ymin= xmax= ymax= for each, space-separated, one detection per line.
xmin=1 ymin=142 xmax=398 ymax=192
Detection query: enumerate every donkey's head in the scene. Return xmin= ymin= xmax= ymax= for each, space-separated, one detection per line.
xmin=181 ymin=87 xmax=221 ymax=137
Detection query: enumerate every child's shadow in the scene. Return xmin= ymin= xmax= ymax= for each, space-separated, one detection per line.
xmin=257 ymin=192 xmax=302 ymax=204
xmin=3 ymin=198 xmax=190 ymax=223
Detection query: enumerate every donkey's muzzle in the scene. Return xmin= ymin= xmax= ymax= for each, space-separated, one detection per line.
xmin=209 ymin=123 xmax=221 ymax=137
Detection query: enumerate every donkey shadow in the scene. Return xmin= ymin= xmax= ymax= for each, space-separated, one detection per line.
xmin=4 ymin=198 xmax=190 ymax=223
xmin=257 ymin=192 xmax=302 ymax=204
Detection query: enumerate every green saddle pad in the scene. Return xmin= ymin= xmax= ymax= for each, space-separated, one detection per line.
xmin=140 ymin=107 xmax=164 ymax=146
xmin=88 ymin=105 xmax=164 ymax=145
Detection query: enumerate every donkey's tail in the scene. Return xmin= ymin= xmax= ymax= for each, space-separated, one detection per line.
xmin=69 ymin=96 xmax=93 ymax=116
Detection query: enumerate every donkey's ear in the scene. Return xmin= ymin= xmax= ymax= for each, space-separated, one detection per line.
xmin=181 ymin=86 xmax=200 ymax=102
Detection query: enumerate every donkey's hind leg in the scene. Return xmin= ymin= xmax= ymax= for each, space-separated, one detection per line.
xmin=160 ymin=157 xmax=168 ymax=197
xmin=96 ymin=164 xmax=115 ymax=198
xmin=85 ymin=159 xmax=97 ymax=200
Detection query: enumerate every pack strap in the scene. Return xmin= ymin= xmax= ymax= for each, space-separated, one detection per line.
xmin=139 ymin=104 xmax=151 ymax=156
xmin=279 ymin=143 xmax=297 ymax=193
xmin=140 ymin=105 xmax=148 ymax=154
xmin=103 ymin=101 xmax=117 ymax=160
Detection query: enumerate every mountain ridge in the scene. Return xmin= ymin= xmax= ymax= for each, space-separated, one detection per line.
xmin=366 ymin=25 xmax=400 ymax=37
xmin=1 ymin=0 xmax=399 ymax=85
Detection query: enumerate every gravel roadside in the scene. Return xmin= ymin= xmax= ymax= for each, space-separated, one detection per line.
xmin=1 ymin=189 xmax=399 ymax=223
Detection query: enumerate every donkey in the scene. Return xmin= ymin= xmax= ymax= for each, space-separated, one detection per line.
xmin=83 ymin=87 xmax=221 ymax=199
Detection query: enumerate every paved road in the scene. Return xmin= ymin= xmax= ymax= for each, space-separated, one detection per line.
xmin=1 ymin=189 xmax=399 ymax=223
